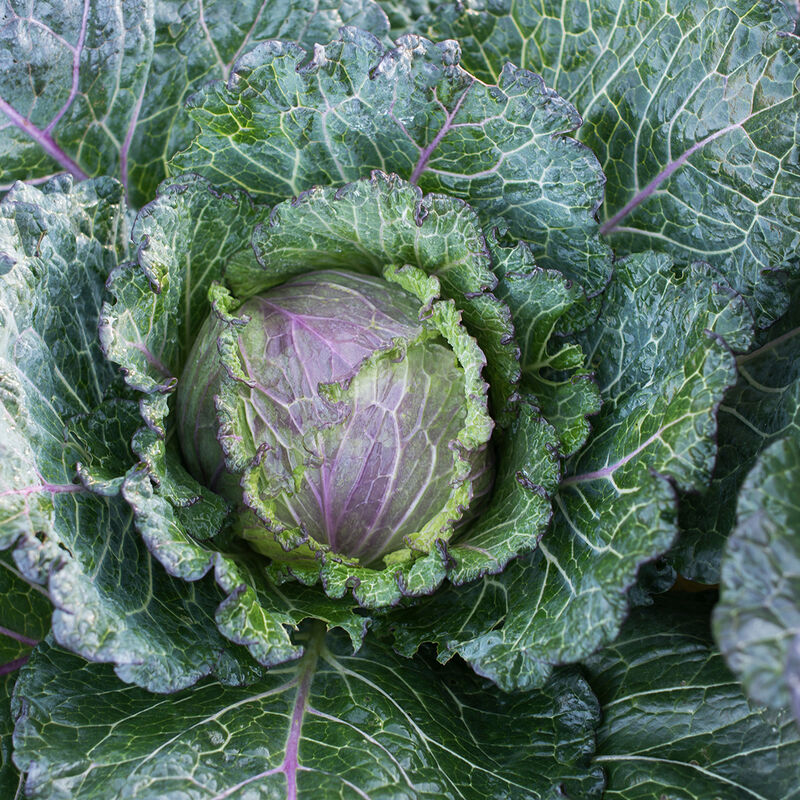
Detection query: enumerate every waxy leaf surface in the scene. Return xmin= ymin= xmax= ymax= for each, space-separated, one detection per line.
xmin=425 ymin=0 xmax=800 ymax=324
xmin=12 ymin=631 xmax=604 ymax=799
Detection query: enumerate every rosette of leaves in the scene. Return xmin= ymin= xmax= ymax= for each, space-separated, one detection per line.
xmin=1 ymin=20 xmax=759 ymax=700
xmin=100 ymin=163 xmax=576 ymax=614
xmin=2 ymin=5 xmax=794 ymax=795
xmin=0 ymin=174 xmax=609 ymax=796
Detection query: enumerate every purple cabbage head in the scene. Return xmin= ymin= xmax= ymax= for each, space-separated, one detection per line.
xmin=176 ymin=270 xmax=493 ymax=566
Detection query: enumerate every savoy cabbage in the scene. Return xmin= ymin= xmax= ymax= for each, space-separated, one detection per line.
xmin=1 ymin=1 xmax=799 ymax=798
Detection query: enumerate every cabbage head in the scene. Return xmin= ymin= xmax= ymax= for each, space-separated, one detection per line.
xmin=176 ymin=268 xmax=494 ymax=566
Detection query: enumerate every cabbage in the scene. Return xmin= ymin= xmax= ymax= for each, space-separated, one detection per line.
xmin=176 ymin=270 xmax=492 ymax=564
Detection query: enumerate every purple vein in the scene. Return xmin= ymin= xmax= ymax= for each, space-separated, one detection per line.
xmin=282 ymin=629 xmax=322 ymax=800
xmin=561 ymin=415 xmax=689 ymax=486
xmin=0 ymin=481 xmax=85 ymax=498
xmin=0 ymin=626 xmax=39 ymax=648
xmin=599 ymin=121 xmax=743 ymax=235
xmin=409 ymin=83 xmax=473 ymax=185
xmin=130 ymin=341 xmax=172 ymax=378
xmin=44 ymin=0 xmax=90 ymax=134
xmin=0 ymin=96 xmax=88 ymax=180
xmin=0 ymin=655 xmax=30 ymax=677
xmin=120 ymin=79 xmax=147 ymax=201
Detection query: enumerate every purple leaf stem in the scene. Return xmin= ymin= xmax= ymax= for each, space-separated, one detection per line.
xmin=44 ymin=0 xmax=90 ymax=134
xmin=0 ymin=627 xmax=40 ymax=648
xmin=599 ymin=121 xmax=743 ymax=235
xmin=0 ymin=655 xmax=30 ymax=677
xmin=0 ymin=96 xmax=88 ymax=181
xmin=409 ymin=83 xmax=473 ymax=185
xmin=561 ymin=416 xmax=689 ymax=486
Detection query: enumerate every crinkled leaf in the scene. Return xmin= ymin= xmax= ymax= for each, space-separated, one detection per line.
xmin=586 ymin=596 xmax=800 ymax=799
xmin=491 ymin=234 xmax=601 ymax=456
xmin=673 ymin=295 xmax=800 ymax=582
xmin=0 ymin=552 xmax=50 ymax=799
xmin=0 ymin=0 xmax=152 ymax=193
xmin=378 ymin=0 xmax=434 ymax=37
xmin=0 ymin=0 xmax=390 ymax=207
xmin=714 ymin=430 xmax=800 ymax=726
xmin=386 ymin=252 xmax=753 ymax=690
xmin=0 ymin=674 xmax=22 ymax=800
xmin=102 ymin=174 xmax=265 ymax=389
xmin=122 ymin=467 xmax=369 ymax=661
xmin=427 ymin=0 xmax=800 ymax=325
xmin=13 ymin=630 xmax=603 ymax=800
xmin=128 ymin=0 xmax=391 ymax=206
xmin=447 ymin=401 xmax=559 ymax=584
xmin=171 ymin=27 xmax=611 ymax=290
xmin=0 ymin=177 xmax=270 ymax=691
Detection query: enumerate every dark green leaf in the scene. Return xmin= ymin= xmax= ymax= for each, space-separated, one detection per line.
xmin=673 ymin=297 xmax=800 ymax=582
xmin=714 ymin=430 xmax=800 ymax=726
xmin=0 ymin=551 xmax=50 ymax=799
xmin=171 ymin=28 xmax=611 ymax=290
xmin=13 ymin=631 xmax=604 ymax=800
xmin=0 ymin=0 xmax=390 ymax=207
xmin=0 ymin=0 xmax=152 ymax=193
xmin=0 ymin=177 xmax=268 ymax=691
xmin=586 ymin=597 xmax=800 ymax=800
xmin=491 ymin=234 xmax=601 ymax=456
xmin=427 ymin=0 xmax=800 ymax=325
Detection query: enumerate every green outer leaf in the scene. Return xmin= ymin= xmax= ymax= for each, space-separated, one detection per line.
xmin=171 ymin=27 xmax=611 ymax=290
xmin=426 ymin=0 xmax=800 ymax=325
xmin=0 ymin=0 xmax=390 ymax=208
xmin=0 ymin=551 xmax=51 ymax=799
xmin=490 ymin=234 xmax=601 ymax=457
xmin=126 ymin=0 xmax=391 ymax=206
xmin=386 ymin=252 xmax=753 ymax=690
xmin=448 ymin=400 xmax=559 ymax=583
xmin=586 ymin=596 xmax=800 ymax=800
xmin=0 ymin=0 xmax=153 ymax=192
xmin=714 ymin=431 xmax=800 ymax=725
xmin=102 ymin=174 xmax=265 ymax=388
xmin=122 ymin=467 xmax=370 ymax=661
xmin=673 ymin=299 xmax=800 ymax=582
xmin=13 ymin=630 xmax=604 ymax=800
xmin=0 ymin=176 xmax=269 ymax=692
